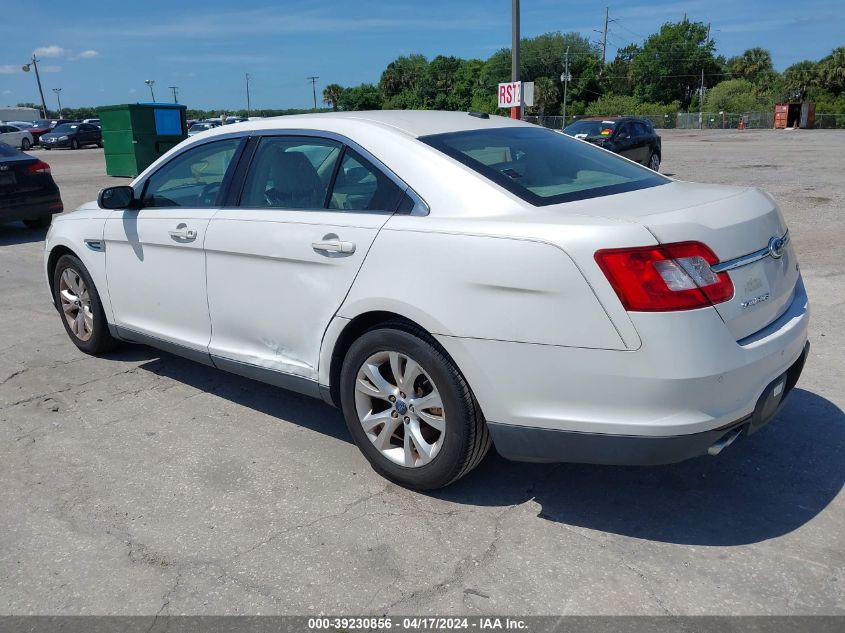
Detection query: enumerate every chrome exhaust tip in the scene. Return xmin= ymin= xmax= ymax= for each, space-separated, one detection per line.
xmin=707 ymin=427 xmax=743 ymax=456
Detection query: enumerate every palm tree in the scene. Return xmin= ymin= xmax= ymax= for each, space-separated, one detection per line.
xmin=322 ymin=84 xmax=345 ymax=111
xmin=727 ymin=48 xmax=774 ymax=83
xmin=817 ymin=47 xmax=845 ymax=94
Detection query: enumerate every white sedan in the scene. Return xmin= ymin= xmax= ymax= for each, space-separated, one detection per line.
xmin=0 ymin=124 xmax=35 ymax=150
xmin=44 ymin=111 xmax=809 ymax=489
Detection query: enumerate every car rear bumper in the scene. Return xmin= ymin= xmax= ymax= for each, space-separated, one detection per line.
xmin=487 ymin=342 xmax=808 ymax=464
xmin=0 ymin=196 xmax=63 ymax=222
xmin=436 ymin=276 xmax=810 ymax=464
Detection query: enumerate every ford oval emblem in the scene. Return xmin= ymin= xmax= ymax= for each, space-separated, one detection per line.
xmin=768 ymin=236 xmax=786 ymax=259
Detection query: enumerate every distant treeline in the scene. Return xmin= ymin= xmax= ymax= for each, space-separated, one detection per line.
xmin=17 ymin=21 xmax=845 ymax=119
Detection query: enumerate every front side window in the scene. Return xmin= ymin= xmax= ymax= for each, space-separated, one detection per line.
xmin=421 ymin=126 xmax=667 ymax=206
xmin=240 ymin=136 xmax=342 ymax=209
xmin=142 ymin=137 xmax=241 ymax=208
xmin=328 ymin=148 xmax=404 ymax=212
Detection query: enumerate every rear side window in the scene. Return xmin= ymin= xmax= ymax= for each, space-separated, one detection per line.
xmin=329 ymin=148 xmax=404 ymax=212
xmin=240 ymin=136 xmax=341 ymax=209
xmin=421 ymin=126 xmax=667 ymax=206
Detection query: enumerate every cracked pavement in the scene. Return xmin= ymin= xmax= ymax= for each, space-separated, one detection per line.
xmin=1 ymin=133 xmax=844 ymax=615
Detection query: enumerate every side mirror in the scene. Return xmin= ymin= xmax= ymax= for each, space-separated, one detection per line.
xmin=98 ymin=185 xmax=137 ymax=210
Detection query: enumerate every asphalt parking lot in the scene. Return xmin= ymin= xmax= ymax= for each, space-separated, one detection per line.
xmin=1 ymin=130 xmax=844 ymax=615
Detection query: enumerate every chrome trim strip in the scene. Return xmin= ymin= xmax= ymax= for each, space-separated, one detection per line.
xmin=711 ymin=230 xmax=789 ymax=273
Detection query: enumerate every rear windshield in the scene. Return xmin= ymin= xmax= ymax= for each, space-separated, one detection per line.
xmin=53 ymin=124 xmax=78 ymax=133
xmin=420 ymin=126 xmax=666 ymax=206
xmin=563 ymin=120 xmax=618 ymax=137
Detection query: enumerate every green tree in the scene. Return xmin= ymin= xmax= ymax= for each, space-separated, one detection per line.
xmin=630 ymin=20 xmax=721 ymax=107
xmin=530 ymin=77 xmax=559 ymax=115
xmin=781 ymin=60 xmax=817 ymax=100
xmin=337 ymin=83 xmax=382 ymax=111
xmin=817 ymin=47 xmax=845 ymax=95
xmin=322 ymin=83 xmax=345 ymax=111
xmin=379 ymin=54 xmax=428 ymax=106
xmin=601 ymin=44 xmax=640 ymax=96
xmin=704 ymin=78 xmax=770 ymax=112
xmin=726 ymin=48 xmax=776 ymax=85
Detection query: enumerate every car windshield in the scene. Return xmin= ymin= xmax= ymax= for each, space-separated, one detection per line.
xmin=34 ymin=120 xmax=55 ymax=128
xmin=189 ymin=124 xmax=211 ymax=131
xmin=421 ymin=126 xmax=667 ymax=206
xmin=563 ymin=120 xmax=618 ymax=137
xmin=53 ymin=124 xmax=78 ymax=133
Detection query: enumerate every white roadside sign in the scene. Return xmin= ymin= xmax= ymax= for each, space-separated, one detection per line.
xmin=498 ymin=81 xmax=534 ymax=108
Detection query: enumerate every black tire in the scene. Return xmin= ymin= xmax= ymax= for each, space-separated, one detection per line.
xmin=96 ymin=139 xmax=103 ymax=148
xmin=340 ymin=321 xmax=491 ymax=489
xmin=43 ymin=146 xmax=51 ymax=150
xmin=23 ymin=216 xmax=51 ymax=229
xmin=21 ymin=138 xmax=31 ymax=151
xmin=70 ymin=138 xmax=79 ymax=150
xmin=52 ymin=254 xmax=119 ymax=355
xmin=647 ymin=151 xmax=660 ymax=171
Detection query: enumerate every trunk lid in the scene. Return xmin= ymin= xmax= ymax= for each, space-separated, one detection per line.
xmin=547 ymin=181 xmax=799 ymax=341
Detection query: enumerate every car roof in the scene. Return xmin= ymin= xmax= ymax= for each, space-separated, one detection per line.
xmin=201 ymin=110 xmax=534 ymax=140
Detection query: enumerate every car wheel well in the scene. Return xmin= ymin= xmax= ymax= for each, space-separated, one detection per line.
xmin=327 ymin=311 xmax=435 ymax=407
xmin=47 ymin=245 xmax=78 ymax=299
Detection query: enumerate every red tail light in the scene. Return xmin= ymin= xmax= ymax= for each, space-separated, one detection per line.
xmin=26 ymin=160 xmax=51 ymax=175
xmin=595 ymin=241 xmax=734 ymax=311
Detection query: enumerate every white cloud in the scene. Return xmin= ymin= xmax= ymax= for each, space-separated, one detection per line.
xmin=34 ymin=45 xmax=66 ymax=58
xmin=0 ymin=65 xmax=19 ymax=74
xmin=71 ymin=49 xmax=99 ymax=60
xmin=2 ymin=89 xmax=11 ymax=94
xmin=40 ymin=65 xmax=62 ymax=73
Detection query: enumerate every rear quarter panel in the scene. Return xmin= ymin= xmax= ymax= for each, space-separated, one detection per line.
xmin=338 ymin=219 xmax=625 ymax=350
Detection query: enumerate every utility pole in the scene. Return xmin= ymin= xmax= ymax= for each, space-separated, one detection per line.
xmin=144 ymin=79 xmax=156 ymax=102
xmin=511 ymin=0 xmax=521 ymax=119
xmin=601 ymin=7 xmax=609 ymax=66
xmin=699 ymin=68 xmax=705 ymax=130
xmin=706 ymin=22 xmax=711 ymax=41
xmin=21 ymin=56 xmax=49 ymax=118
xmin=561 ymin=47 xmax=571 ymax=126
xmin=52 ymin=88 xmax=62 ymax=117
xmin=307 ymin=76 xmax=319 ymax=111
xmin=168 ymin=85 xmax=179 ymax=103
xmin=245 ymin=73 xmax=251 ymax=117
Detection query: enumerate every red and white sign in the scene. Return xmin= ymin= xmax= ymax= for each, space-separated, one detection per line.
xmin=498 ymin=81 xmax=535 ymax=108
xmin=498 ymin=81 xmax=522 ymax=108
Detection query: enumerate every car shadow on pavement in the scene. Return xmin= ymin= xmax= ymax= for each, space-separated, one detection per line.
xmin=437 ymin=388 xmax=845 ymax=546
xmin=0 ymin=224 xmax=48 ymax=246
xmin=130 ymin=349 xmax=349 ymax=442
xmin=128 ymin=348 xmax=843 ymax=546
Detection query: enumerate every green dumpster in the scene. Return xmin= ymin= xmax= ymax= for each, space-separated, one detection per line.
xmin=97 ymin=103 xmax=188 ymax=178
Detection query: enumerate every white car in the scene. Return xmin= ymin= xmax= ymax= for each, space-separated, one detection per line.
xmin=44 ymin=111 xmax=809 ymax=489
xmin=0 ymin=124 xmax=35 ymax=150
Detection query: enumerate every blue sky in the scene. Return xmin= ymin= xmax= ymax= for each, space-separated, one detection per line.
xmin=1 ymin=0 xmax=842 ymax=111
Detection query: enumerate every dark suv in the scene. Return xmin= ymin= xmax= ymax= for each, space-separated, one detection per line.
xmin=563 ymin=117 xmax=662 ymax=171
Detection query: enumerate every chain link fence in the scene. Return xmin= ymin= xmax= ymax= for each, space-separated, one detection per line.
xmin=525 ymin=112 xmax=845 ymax=130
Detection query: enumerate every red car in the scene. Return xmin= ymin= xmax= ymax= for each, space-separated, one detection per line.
xmin=28 ymin=119 xmax=77 ymax=145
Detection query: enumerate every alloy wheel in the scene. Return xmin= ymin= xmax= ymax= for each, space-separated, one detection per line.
xmin=354 ymin=351 xmax=446 ymax=467
xmin=649 ymin=153 xmax=660 ymax=171
xmin=59 ymin=268 xmax=94 ymax=341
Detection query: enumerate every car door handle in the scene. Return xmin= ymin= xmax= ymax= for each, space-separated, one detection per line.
xmin=169 ymin=224 xmax=197 ymax=241
xmin=312 ymin=239 xmax=355 ymax=255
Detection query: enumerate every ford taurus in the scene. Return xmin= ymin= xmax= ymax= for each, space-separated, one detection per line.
xmin=44 ymin=111 xmax=809 ymax=489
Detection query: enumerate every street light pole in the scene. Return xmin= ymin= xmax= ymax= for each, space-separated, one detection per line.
xmin=21 ymin=56 xmax=49 ymax=118
xmin=168 ymin=85 xmax=179 ymax=103
xmin=144 ymin=79 xmax=156 ymax=102
xmin=52 ymin=88 xmax=62 ymax=117
xmin=307 ymin=76 xmax=319 ymax=111
xmin=511 ymin=0 xmax=521 ymax=119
